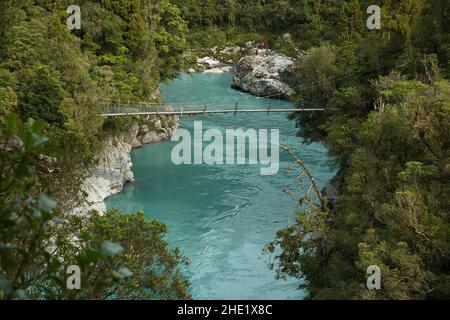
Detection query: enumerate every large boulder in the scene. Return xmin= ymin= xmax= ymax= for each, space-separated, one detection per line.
xmin=197 ymin=57 xmax=223 ymax=69
xmin=231 ymin=49 xmax=295 ymax=99
xmin=197 ymin=56 xmax=234 ymax=73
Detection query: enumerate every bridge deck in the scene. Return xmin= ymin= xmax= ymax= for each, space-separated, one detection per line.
xmin=100 ymin=108 xmax=325 ymax=117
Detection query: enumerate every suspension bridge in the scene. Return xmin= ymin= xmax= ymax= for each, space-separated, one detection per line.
xmin=97 ymin=70 xmax=356 ymax=117
xmin=99 ymin=99 xmax=326 ymax=117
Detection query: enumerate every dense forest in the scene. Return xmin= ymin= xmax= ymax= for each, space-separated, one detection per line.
xmin=257 ymin=0 xmax=450 ymax=300
xmin=0 ymin=0 xmax=189 ymax=299
xmin=1 ymin=0 xmax=449 ymax=300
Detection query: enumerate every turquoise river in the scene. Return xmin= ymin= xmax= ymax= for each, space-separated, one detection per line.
xmin=106 ymin=73 xmax=336 ymax=300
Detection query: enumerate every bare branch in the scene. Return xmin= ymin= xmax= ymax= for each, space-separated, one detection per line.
xmin=281 ymin=145 xmax=327 ymax=209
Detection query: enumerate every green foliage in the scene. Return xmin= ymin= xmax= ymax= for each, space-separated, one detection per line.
xmin=0 ymin=87 xmax=17 ymax=127
xmin=153 ymin=0 xmax=188 ymax=80
xmin=17 ymin=66 xmax=66 ymax=127
xmin=274 ymin=78 xmax=450 ymax=300
xmin=260 ymin=0 xmax=450 ymax=300
xmin=0 ymin=114 xmax=60 ymax=299
xmin=295 ymin=45 xmax=339 ymax=104
xmin=57 ymin=210 xmax=190 ymax=299
xmin=0 ymin=115 xmax=189 ymax=299
xmin=2 ymin=0 xmax=449 ymax=301
xmin=0 ymin=1 xmax=191 ymax=300
xmin=0 ymin=0 xmax=188 ymax=210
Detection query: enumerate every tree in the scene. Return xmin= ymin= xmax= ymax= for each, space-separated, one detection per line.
xmin=153 ymin=0 xmax=188 ymax=81
xmin=0 ymin=114 xmax=190 ymax=300
xmin=17 ymin=66 xmax=65 ymax=127
xmin=272 ymin=78 xmax=450 ymax=300
xmin=55 ymin=210 xmax=190 ymax=299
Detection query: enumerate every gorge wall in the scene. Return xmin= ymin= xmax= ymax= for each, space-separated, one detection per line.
xmin=71 ymin=116 xmax=178 ymax=215
xmin=75 ymin=45 xmax=299 ymax=215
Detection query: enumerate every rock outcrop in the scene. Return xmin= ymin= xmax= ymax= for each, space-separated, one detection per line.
xmin=72 ymin=115 xmax=178 ymax=215
xmin=197 ymin=57 xmax=223 ymax=69
xmin=196 ymin=57 xmax=234 ymax=74
xmin=77 ymin=124 xmax=138 ymax=214
xmin=231 ymin=49 xmax=295 ymax=99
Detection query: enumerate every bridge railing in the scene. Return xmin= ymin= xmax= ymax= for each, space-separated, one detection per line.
xmin=101 ymin=102 xmax=172 ymax=115
xmin=100 ymin=99 xmax=327 ymax=116
xmin=101 ymin=99 xmax=286 ymax=115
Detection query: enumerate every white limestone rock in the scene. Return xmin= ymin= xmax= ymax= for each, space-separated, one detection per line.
xmin=231 ymin=49 xmax=295 ymax=99
xmin=141 ymin=125 xmax=150 ymax=133
xmin=140 ymin=131 xmax=159 ymax=144
xmin=72 ymin=123 xmax=138 ymax=215
xmin=204 ymin=67 xmax=224 ymax=74
xmin=72 ymin=114 xmax=179 ymax=216
xmin=197 ymin=57 xmax=223 ymax=69
xmin=132 ymin=138 xmax=142 ymax=149
xmin=197 ymin=56 xmax=234 ymax=73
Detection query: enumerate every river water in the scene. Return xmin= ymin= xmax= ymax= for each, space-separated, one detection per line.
xmin=106 ymin=73 xmax=336 ymax=299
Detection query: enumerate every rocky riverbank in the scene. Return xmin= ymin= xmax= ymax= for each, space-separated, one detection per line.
xmin=76 ymin=44 xmax=299 ymax=215
xmin=72 ymin=115 xmax=178 ymax=215
xmin=194 ymin=43 xmax=300 ymax=100
xmin=231 ymin=49 xmax=296 ymax=99
xmin=196 ymin=57 xmax=234 ymax=74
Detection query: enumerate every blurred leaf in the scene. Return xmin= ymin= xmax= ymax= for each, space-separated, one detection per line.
xmin=77 ymin=247 xmax=102 ymax=266
xmin=0 ymin=274 xmax=13 ymax=295
xmin=1 ymin=252 xmax=18 ymax=273
xmin=32 ymin=134 xmax=48 ymax=147
xmin=22 ymin=129 xmax=33 ymax=150
xmin=39 ymin=194 xmax=56 ymax=212
xmin=113 ymin=266 xmax=133 ymax=280
xmin=100 ymin=241 xmax=123 ymax=257
xmin=13 ymin=289 xmax=28 ymax=300
xmin=30 ymin=119 xmax=44 ymax=132
xmin=5 ymin=113 xmax=20 ymax=136
xmin=52 ymin=216 xmax=65 ymax=224
xmin=32 ymin=208 xmax=42 ymax=219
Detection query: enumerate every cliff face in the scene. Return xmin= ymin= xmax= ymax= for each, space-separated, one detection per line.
xmin=72 ymin=116 xmax=178 ymax=215
xmin=78 ymin=124 xmax=138 ymax=214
